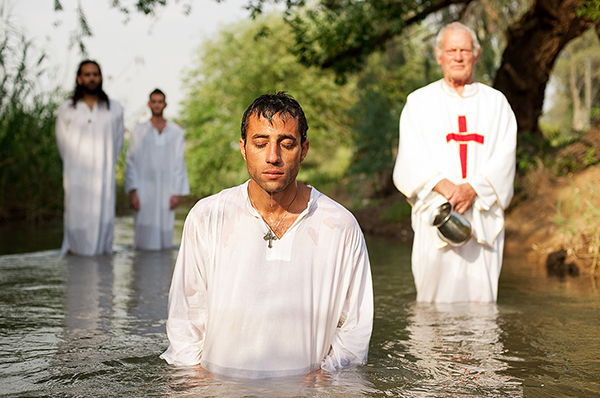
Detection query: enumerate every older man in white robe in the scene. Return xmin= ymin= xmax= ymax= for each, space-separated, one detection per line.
xmin=125 ymin=89 xmax=189 ymax=250
xmin=393 ymin=22 xmax=517 ymax=303
xmin=161 ymin=92 xmax=373 ymax=379
xmin=56 ymin=60 xmax=124 ymax=256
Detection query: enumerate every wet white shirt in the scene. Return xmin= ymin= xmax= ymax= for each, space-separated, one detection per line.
xmin=161 ymin=182 xmax=373 ymax=378
xmin=125 ymin=120 xmax=189 ymax=250
xmin=56 ymin=99 xmax=124 ymax=256
xmin=393 ymin=80 xmax=517 ymax=303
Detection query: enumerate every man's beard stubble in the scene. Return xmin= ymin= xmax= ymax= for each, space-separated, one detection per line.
xmin=81 ymin=82 xmax=103 ymax=96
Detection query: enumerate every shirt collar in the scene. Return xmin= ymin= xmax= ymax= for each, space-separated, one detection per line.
xmin=440 ymin=79 xmax=479 ymax=98
xmin=243 ymin=180 xmax=316 ymax=222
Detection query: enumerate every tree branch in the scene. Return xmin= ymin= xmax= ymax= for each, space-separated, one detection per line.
xmin=320 ymin=0 xmax=474 ymax=69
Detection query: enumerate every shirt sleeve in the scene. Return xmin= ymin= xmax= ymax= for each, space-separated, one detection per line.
xmin=55 ymin=102 xmax=70 ymax=160
xmin=321 ymin=228 xmax=373 ymax=371
xmin=172 ymin=129 xmax=190 ymax=196
xmin=160 ymin=210 xmax=208 ymax=366
xmin=393 ymin=96 xmax=444 ymax=203
xmin=468 ymin=95 xmax=517 ymax=211
xmin=124 ymin=126 xmax=139 ymax=194
xmin=113 ymin=103 xmax=125 ymax=159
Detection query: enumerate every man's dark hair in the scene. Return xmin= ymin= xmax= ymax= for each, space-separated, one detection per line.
xmin=241 ymin=92 xmax=308 ymax=145
xmin=71 ymin=59 xmax=110 ymax=109
xmin=150 ymin=88 xmax=166 ymax=100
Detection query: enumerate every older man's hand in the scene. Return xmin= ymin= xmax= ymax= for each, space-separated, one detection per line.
xmin=433 ymin=179 xmax=477 ymax=214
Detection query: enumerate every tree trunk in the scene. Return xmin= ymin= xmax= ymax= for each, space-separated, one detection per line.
xmin=584 ymin=57 xmax=592 ymax=124
xmin=493 ymin=0 xmax=597 ymax=137
xmin=571 ymin=62 xmax=585 ymax=131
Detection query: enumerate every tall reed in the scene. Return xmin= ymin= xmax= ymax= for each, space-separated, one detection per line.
xmin=0 ymin=3 xmax=63 ymax=222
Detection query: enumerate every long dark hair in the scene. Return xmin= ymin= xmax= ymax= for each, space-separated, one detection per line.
xmin=70 ymin=60 xmax=110 ymax=109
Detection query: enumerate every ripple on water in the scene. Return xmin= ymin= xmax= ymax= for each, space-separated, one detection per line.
xmin=0 ymin=237 xmax=599 ymax=397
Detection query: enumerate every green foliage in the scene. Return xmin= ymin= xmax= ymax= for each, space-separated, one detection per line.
xmin=541 ymin=124 xmax=581 ymax=147
xmin=577 ymin=0 xmax=600 ymax=19
xmin=381 ymin=200 xmax=412 ymax=223
xmin=543 ymin=28 xmax=600 ymax=133
xmin=348 ymin=27 xmax=434 ymax=175
xmin=348 ymin=89 xmax=397 ymax=176
xmin=0 ymin=94 xmax=62 ymax=221
xmin=283 ymin=0 xmax=525 ymax=81
xmin=0 ymin=7 xmax=63 ymax=221
xmin=583 ymin=147 xmax=599 ymax=166
xmin=181 ymin=14 xmax=357 ymax=198
xmin=115 ymin=141 xmax=130 ymax=215
xmin=550 ymin=180 xmax=600 ymax=239
xmin=550 ymin=198 xmax=569 ymax=229
xmin=343 ymin=26 xmax=442 ymax=197
xmin=515 ymin=129 xmax=553 ymax=174
xmin=285 ymin=0 xmax=443 ymax=77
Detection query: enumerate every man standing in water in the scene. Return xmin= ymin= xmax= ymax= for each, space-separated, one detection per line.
xmin=56 ymin=60 xmax=125 ymax=256
xmin=393 ymin=22 xmax=517 ymax=303
xmin=161 ymin=92 xmax=373 ymax=379
xmin=125 ymin=89 xmax=189 ymax=250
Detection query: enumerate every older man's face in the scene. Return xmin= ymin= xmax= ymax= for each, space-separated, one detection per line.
xmin=436 ymin=30 xmax=479 ymax=87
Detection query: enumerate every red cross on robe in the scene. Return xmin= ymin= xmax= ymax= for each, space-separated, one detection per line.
xmin=446 ymin=116 xmax=484 ymax=179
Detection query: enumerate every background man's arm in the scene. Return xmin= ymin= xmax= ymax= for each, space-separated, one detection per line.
xmin=124 ymin=125 xmax=141 ymax=210
xmin=113 ymin=102 xmax=125 ymax=157
xmin=55 ymin=103 xmax=69 ymax=160
xmin=168 ymin=128 xmax=190 ymax=211
xmin=129 ymin=190 xmax=141 ymax=211
xmin=169 ymin=195 xmax=180 ymax=210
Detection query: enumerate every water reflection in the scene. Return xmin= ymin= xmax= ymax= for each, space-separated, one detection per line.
xmin=63 ymin=250 xmax=174 ymax=336
xmin=64 ymin=255 xmax=113 ymax=333
xmin=163 ymin=365 xmax=377 ymax=397
xmin=401 ymin=303 xmax=522 ymax=396
xmin=40 ymin=252 xmax=175 ymax=397
xmin=1 ymin=233 xmax=600 ymax=397
xmin=128 ymin=250 xmax=175 ymax=334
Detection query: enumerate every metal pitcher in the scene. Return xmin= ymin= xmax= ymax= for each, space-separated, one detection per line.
xmin=430 ymin=202 xmax=472 ymax=246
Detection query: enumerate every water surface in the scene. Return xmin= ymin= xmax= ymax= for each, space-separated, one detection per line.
xmin=1 ymin=218 xmax=599 ymax=397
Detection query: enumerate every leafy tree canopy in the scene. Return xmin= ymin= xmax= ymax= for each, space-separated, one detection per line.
xmin=181 ymin=13 xmax=358 ymax=198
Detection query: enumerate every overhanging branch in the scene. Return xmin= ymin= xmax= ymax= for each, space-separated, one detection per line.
xmin=320 ymin=0 xmax=474 ymax=69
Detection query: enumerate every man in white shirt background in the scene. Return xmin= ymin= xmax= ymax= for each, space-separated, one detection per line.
xmin=125 ymin=89 xmax=190 ymax=250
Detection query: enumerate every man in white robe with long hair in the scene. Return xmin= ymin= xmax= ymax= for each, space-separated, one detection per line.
xmin=56 ymin=60 xmax=124 ymax=256
xmin=393 ymin=22 xmax=517 ymax=303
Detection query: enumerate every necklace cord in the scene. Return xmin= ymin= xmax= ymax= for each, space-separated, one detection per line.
xmin=249 ymin=183 xmax=300 ymax=245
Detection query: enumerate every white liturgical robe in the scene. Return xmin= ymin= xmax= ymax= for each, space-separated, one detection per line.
xmin=161 ymin=182 xmax=373 ymax=379
xmin=393 ymin=80 xmax=517 ymax=303
xmin=125 ymin=121 xmax=190 ymax=250
xmin=56 ymin=99 xmax=124 ymax=256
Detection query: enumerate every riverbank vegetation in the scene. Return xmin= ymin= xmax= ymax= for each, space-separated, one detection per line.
xmin=1 ymin=1 xmax=600 ymax=275
xmin=0 ymin=6 xmax=63 ymax=222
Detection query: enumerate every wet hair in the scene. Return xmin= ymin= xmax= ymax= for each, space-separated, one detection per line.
xmin=435 ymin=22 xmax=481 ymax=56
xmin=149 ymin=88 xmax=166 ymax=100
xmin=70 ymin=59 xmax=110 ymax=109
xmin=241 ymin=92 xmax=309 ymax=145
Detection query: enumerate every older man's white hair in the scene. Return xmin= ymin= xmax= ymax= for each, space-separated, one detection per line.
xmin=435 ymin=22 xmax=481 ymax=56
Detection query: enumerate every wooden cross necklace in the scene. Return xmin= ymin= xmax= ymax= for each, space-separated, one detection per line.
xmin=257 ymin=185 xmax=299 ymax=249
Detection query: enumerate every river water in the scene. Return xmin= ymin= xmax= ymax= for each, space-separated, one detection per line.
xmin=1 ymin=216 xmax=599 ymax=397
